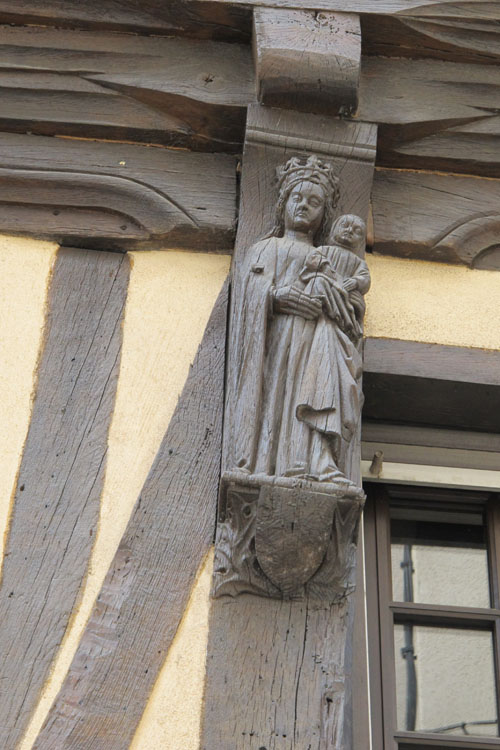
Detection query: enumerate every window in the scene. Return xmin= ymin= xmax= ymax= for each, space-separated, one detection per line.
xmin=365 ymin=483 xmax=500 ymax=749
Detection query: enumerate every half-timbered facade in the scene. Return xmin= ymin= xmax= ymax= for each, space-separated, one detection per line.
xmin=0 ymin=2 xmax=499 ymax=749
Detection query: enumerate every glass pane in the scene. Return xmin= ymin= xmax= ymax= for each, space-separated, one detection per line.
xmin=390 ymin=506 xmax=490 ymax=608
xmin=394 ymin=624 xmax=498 ymax=736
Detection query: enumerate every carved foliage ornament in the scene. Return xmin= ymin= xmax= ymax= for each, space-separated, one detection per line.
xmin=214 ymin=155 xmax=369 ymax=601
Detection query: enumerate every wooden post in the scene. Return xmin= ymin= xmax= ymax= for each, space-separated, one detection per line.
xmin=201 ymin=104 xmax=376 ymax=749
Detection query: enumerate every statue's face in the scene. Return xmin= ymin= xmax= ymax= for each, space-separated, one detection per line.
xmin=284 ymin=180 xmax=326 ymax=235
xmin=332 ymin=215 xmax=365 ymax=250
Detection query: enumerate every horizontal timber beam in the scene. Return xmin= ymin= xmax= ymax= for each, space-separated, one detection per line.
xmin=0 ymin=26 xmax=253 ymax=152
xmin=0 ymin=0 xmax=252 ymax=42
xmin=362 ymin=15 xmax=500 ymax=65
xmin=1 ymin=21 xmax=498 ymax=181
xmin=364 ymin=338 xmax=500 ymax=386
xmin=361 ymin=441 xmax=500 ymax=472
xmin=0 ymin=132 xmax=237 ymax=252
xmin=3 ymin=136 xmax=500 ymax=265
xmin=371 ymin=169 xmax=500 ymax=269
xmin=194 ymin=0 xmax=500 ymax=20
xmin=362 ymin=423 xmax=500 ymax=454
xmin=363 ymin=338 xmax=500 ymax=433
xmin=358 ymin=56 xmax=500 ymax=177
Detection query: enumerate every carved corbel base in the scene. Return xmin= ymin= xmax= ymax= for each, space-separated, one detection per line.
xmin=213 ymin=472 xmax=364 ymax=601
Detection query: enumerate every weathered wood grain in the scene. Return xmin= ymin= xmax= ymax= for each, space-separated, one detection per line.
xmin=362 ymin=423 xmax=500 ymax=454
xmin=378 ymin=116 xmax=500 ymax=179
xmin=363 ymin=15 xmax=500 ymax=65
xmin=365 ymin=337 xmax=500 ymax=386
xmin=203 ymin=106 xmax=376 ymax=749
xmin=0 ymin=247 xmax=129 ymax=749
xmin=0 ymin=26 xmax=253 ymax=152
xmin=371 ymin=168 xmax=500 ymax=269
xmin=0 ymin=0 xmax=251 ymax=42
xmin=254 ymin=8 xmax=360 ymax=116
xmin=34 ymin=281 xmax=228 ymax=750
xmin=1 ymin=0 xmax=498 ymax=46
xmin=203 ymin=596 xmax=352 ymax=749
xmin=3 ymin=0 xmax=499 ymax=43
xmin=358 ymin=57 xmax=500 ymax=177
xmin=195 ymin=0 xmax=500 ymax=20
xmin=363 ymin=339 xmax=500 ymax=433
xmin=0 ymin=132 xmax=236 ymax=252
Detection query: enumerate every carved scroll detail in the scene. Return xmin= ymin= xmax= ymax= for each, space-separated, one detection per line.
xmin=0 ymin=132 xmax=236 ymax=251
xmin=372 ymin=168 xmax=500 ymax=269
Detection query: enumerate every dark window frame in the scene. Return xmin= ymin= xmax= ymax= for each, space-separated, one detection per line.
xmin=364 ymin=482 xmax=500 ymax=750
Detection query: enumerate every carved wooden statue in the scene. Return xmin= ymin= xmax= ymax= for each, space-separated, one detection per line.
xmin=214 ymin=155 xmax=368 ymax=600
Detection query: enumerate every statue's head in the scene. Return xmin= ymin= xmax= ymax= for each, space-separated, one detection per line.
xmin=272 ymin=155 xmax=339 ymax=243
xmin=330 ymin=214 xmax=366 ymax=254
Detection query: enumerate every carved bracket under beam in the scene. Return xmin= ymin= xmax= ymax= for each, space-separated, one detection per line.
xmin=254 ymin=8 xmax=361 ymax=116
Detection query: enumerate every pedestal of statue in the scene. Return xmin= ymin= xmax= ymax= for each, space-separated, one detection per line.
xmin=214 ymin=471 xmax=364 ymax=601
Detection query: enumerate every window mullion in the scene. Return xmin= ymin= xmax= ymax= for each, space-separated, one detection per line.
xmin=486 ymin=496 xmax=500 ymax=732
xmin=374 ymin=485 xmax=399 ymax=750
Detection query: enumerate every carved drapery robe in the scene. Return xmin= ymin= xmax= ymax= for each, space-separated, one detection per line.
xmin=225 ymin=235 xmax=367 ymax=483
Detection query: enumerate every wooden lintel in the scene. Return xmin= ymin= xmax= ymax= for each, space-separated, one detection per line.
xmin=254 ymin=8 xmax=360 ymax=116
xmin=0 ymin=133 xmax=237 ymax=252
xmin=0 ymin=26 xmax=253 ymax=152
xmin=363 ymin=338 xmax=500 ymax=433
xmin=362 ymin=423 xmax=500 ymax=455
xmin=365 ymin=338 xmax=500 ymax=387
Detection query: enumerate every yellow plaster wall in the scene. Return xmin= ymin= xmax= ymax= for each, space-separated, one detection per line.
xmin=130 ymin=550 xmax=214 ymax=750
xmin=6 ymin=245 xmax=499 ymax=750
xmin=0 ymin=236 xmax=58 ymax=572
xmin=21 ymin=250 xmax=230 ymax=750
xmin=365 ymin=255 xmax=500 ymax=350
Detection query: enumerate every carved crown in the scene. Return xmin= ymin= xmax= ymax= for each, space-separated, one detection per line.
xmin=276 ymin=154 xmax=338 ymax=198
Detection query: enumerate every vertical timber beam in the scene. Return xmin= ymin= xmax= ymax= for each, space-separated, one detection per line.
xmin=34 ymin=282 xmax=228 ymax=749
xmin=202 ymin=101 xmax=376 ymax=749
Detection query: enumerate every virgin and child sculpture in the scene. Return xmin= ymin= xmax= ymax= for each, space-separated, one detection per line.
xmin=215 ymin=154 xmax=370 ymax=599
xmin=225 ymin=154 xmax=370 ymax=488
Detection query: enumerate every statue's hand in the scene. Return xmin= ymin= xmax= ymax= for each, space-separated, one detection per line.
xmin=273 ymin=285 xmax=322 ymax=320
xmin=342 ymin=278 xmax=357 ymax=292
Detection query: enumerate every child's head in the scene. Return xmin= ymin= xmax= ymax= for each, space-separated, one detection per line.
xmin=330 ymin=214 xmax=366 ymax=253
